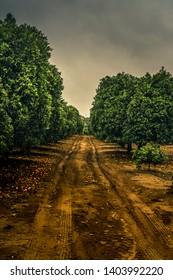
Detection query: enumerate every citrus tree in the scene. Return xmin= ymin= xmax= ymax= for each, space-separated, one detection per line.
xmin=0 ymin=13 xmax=83 ymax=156
xmin=132 ymin=144 xmax=168 ymax=170
xmin=0 ymin=80 xmax=13 ymax=157
xmin=90 ymin=68 xmax=173 ymax=151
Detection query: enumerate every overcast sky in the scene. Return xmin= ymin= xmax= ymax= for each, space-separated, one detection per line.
xmin=1 ymin=0 xmax=173 ymax=116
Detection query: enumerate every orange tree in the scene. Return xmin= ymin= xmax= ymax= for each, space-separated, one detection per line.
xmin=123 ymin=68 xmax=173 ymax=147
xmin=132 ymin=144 xmax=168 ymax=170
xmin=90 ymin=72 xmax=138 ymax=151
xmin=0 ymin=80 xmax=13 ymax=157
xmin=90 ymin=74 xmax=135 ymax=138
xmin=0 ymin=14 xmax=52 ymax=152
xmin=0 ymin=14 xmax=83 ymax=156
xmin=90 ymin=68 xmax=173 ymax=151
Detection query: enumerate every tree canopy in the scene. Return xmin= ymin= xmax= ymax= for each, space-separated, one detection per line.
xmin=0 ymin=14 xmax=83 ymax=157
xmin=90 ymin=68 xmax=173 ymax=150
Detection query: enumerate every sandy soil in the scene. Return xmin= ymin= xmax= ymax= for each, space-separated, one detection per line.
xmin=0 ymin=135 xmax=173 ymax=260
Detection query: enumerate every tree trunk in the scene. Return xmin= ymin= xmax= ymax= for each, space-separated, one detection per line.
xmin=138 ymin=143 xmax=142 ymax=149
xmin=127 ymin=143 xmax=132 ymax=154
xmin=148 ymin=162 xmax=151 ymax=171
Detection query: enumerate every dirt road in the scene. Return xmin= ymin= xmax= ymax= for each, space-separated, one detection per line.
xmin=0 ymin=135 xmax=173 ymax=259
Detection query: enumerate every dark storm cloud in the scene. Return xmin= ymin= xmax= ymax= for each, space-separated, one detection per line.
xmin=1 ymin=0 xmax=173 ymax=115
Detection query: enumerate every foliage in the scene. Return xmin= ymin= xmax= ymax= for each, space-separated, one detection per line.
xmin=90 ymin=67 xmax=173 ymax=151
xmin=0 ymin=80 xmax=13 ymax=156
xmin=45 ymin=65 xmax=64 ymax=142
xmin=82 ymin=117 xmax=90 ymax=134
xmin=0 ymin=13 xmax=83 ymax=156
xmin=57 ymin=101 xmax=83 ymax=139
xmin=90 ymin=73 xmax=137 ymax=144
xmin=132 ymin=144 xmax=168 ymax=170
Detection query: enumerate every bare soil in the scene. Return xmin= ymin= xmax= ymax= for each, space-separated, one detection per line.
xmin=0 ymin=135 xmax=173 ymax=260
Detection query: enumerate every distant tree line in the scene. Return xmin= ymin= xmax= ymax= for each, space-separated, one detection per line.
xmin=89 ymin=67 xmax=173 ymax=152
xmin=0 ymin=14 xmax=83 ymax=157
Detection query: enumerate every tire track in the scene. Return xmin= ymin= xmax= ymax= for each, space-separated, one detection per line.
xmin=23 ymin=136 xmax=81 ymax=260
xmin=101 ymin=164 xmax=173 ymax=254
xmin=89 ymin=137 xmax=173 ymax=259
xmin=23 ymin=135 xmax=173 ymax=260
xmin=71 ymin=136 xmax=133 ymax=260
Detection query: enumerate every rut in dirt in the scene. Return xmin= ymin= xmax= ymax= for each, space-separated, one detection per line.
xmin=23 ymin=137 xmax=80 ymax=260
xmin=22 ymin=135 xmax=173 ymax=260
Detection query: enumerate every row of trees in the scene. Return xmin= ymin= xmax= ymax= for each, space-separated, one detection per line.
xmin=89 ymin=67 xmax=173 ymax=152
xmin=0 ymin=14 xmax=83 ymax=157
